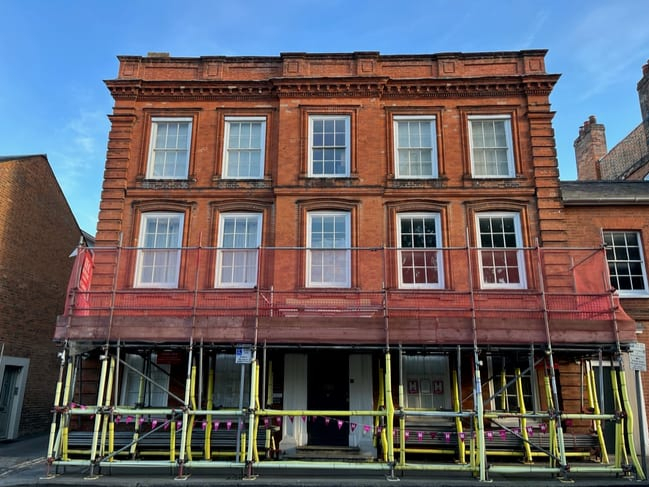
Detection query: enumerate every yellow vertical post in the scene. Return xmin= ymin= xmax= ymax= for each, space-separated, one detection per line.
xmin=376 ymin=365 xmax=385 ymax=454
xmin=204 ymin=356 xmax=214 ymax=460
xmin=515 ymin=367 xmax=533 ymax=464
xmin=611 ymin=368 xmax=627 ymax=468
xmin=246 ymin=358 xmax=259 ymax=465
xmin=618 ymin=368 xmax=645 ymax=480
xmin=48 ymin=352 xmax=67 ymax=462
xmin=385 ymin=351 xmax=395 ymax=465
xmin=452 ymin=370 xmax=466 ymax=464
xmin=398 ymin=380 xmax=405 ymax=467
xmin=500 ymin=368 xmax=507 ymax=411
xmin=543 ymin=374 xmax=557 ymax=467
xmin=178 ymin=347 xmax=194 ymax=473
xmin=59 ymin=359 xmax=74 ymax=462
xmin=89 ymin=352 xmax=109 ymax=473
xmin=473 ymin=353 xmax=487 ymax=482
xmin=586 ymin=365 xmax=609 ymax=464
xmin=101 ymin=357 xmax=115 ymax=460
xmin=185 ymin=362 xmax=197 ymax=462
xmin=170 ymin=421 xmax=176 ymax=463
xmin=253 ymin=361 xmax=261 ymax=462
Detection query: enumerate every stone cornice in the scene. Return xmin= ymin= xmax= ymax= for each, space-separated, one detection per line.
xmin=105 ymin=74 xmax=559 ymax=101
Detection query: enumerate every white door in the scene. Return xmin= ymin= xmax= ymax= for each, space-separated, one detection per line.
xmin=349 ymin=354 xmax=375 ymax=454
xmin=0 ymin=357 xmax=29 ymax=440
xmin=280 ymin=354 xmax=308 ymax=451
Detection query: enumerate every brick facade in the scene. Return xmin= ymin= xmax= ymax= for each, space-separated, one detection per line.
xmin=92 ymin=51 xmax=568 ymax=295
xmin=48 ymin=52 xmax=646 ymax=480
xmin=0 ymin=155 xmax=82 ymax=437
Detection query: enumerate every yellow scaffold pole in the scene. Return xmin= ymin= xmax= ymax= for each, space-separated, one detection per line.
xmin=47 ymin=347 xmax=68 ymax=467
xmin=101 ymin=357 xmax=115 ymax=461
xmin=204 ymin=355 xmax=215 ymax=460
xmin=246 ymin=356 xmax=260 ymax=478
xmin=543 ymin=373 xmax=558 ymax=468
xmin=59 ymin=356 xmax=74 ymax=462
xmin=398 ymin=348 xmax=406 ymax=467
xmin=377 ymin=364 xmax=386 ymax=460
xmin=610 ymin=367 xmax=627 ymax=469
xmin=515 ymin=367 xmax=533 ymax=464
xmin=452 ymin=370 xmax=466 ymax=464
xmin=385 ymin=351 xmax=395 ymax=467
xmin=185 ymin=360 xmax=197 ymax=462
xmin=618 ymin=366 xmax=645 ymax=479
xmin=177 ymin=345 xmax=194 ymax=478
xmin=586 ymin=362 xmax=609 ymax=464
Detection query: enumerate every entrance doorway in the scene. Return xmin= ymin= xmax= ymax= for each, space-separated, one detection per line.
xmin=307 ymin=351 xmax=349 ymax=446
xmin=0 ymin=363 xmax=25 ymax=440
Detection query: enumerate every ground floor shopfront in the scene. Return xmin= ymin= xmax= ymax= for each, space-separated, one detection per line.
xmin=46 ymin=342 xmax=646 ymax=482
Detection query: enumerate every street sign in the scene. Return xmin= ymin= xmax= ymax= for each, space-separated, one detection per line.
xmin=629 ymin=342 xmax=647 ymax=372
xmin=236 ymin=346 xmax=252 ymax=364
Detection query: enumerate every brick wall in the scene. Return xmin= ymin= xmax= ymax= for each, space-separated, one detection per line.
xmin=0 ymin=156 xmax=81 ymax=436
xmin=563 ymin=202 xmax=649 ymax=427
xmin=92 ymin=51 xmax=568 ymax=298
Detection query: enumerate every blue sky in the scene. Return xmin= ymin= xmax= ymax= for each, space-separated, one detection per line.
xmin=1 ymin=1 xmax=648 ymax=233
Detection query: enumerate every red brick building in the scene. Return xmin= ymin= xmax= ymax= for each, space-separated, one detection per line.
xmin=49 ymin=52 xmax=644 ymax=481
xmin=562 ymin=59 xmax=649 ymax=465
xmin=0 ymin=155 xmax=84 ymax=439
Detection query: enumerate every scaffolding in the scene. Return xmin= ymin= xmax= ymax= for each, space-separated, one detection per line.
xmin=46 ymin=245 xmax=646 ymax=482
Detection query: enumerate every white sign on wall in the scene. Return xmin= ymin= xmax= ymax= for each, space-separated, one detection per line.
xmin=629 ymin=342 xmax=647 ymax=372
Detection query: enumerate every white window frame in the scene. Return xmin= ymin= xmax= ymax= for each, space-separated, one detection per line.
xmin=403 ymin=355 xmax=451 ymax=410
xmin=222 ymin=116 xmax=266 ymax=179
xmin=468 ymin=115 xmax=515 ymax=178
xmin=308 ymin=115 xmax=350 ymax=177
xmin=120 ymin=354 xmax=171 ymax=408
xmin=134 ymin=212 xmax=184 ymax=288
xmin=215 ymin=213 xmax=262 ymax=288
xmin=475 ymin=212 xmax=526 ymax=289
xmin=603 ymin=230 xmax=649 ymax=297
xmin=397 ymin=212 xmax=444 ymax=289
xmin=146 ymin=117 xmax=192 ymax=179
xmin=306 ymin=211 xmax=351 ymax=288
xmin=393 ymin=116 xmax=438 ymax=178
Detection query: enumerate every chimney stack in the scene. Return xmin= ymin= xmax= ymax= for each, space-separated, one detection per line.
xmin=638 ymin=59 xmax=649 ymax=150
xmin=574 ymin=115 xmax=607 ymax=180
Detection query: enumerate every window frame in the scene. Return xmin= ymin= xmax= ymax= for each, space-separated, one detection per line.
xmin=134 ymin=212 xmax=184 ymax=288
xmin=215 ymin=213 xmax=262 ymax=288
xmin=396 ymin=212 xmax=444 ymax=289
xmin=307 ymin=115 xmax=351 ymax=177
xmin=222 ymin=116 xmax=266 ymax=179
xmin=403 ymin=355 xmax=451 ymax=410
xmin=306 ymin=211 xmax=351 ymax=288
xmin=475 ymin=211 xmax=526 ymax=289
xmin=468 ymin=115 xmax=515 ymax=178
xmin=120 ymin=353 xmax=171 ymax=408
xmin=145 ymin=117 xmax=192 ymax=180
xmin=393 ymin=115 xmax=438 ymax=179
xmin=603 ymin=230 xmax=649 ymax=297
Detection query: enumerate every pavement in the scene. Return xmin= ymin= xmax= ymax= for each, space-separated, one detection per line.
xmin=1 ymin=433 xmax=647 ymax=486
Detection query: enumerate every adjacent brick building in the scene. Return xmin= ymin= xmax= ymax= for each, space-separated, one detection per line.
xmin=563 ymin=58 xmax=649 ymax=455
xmin=0 ymin=155 xmax=84 ymax=439
xmin=48 ymin=52 xmax=645 ymax=481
